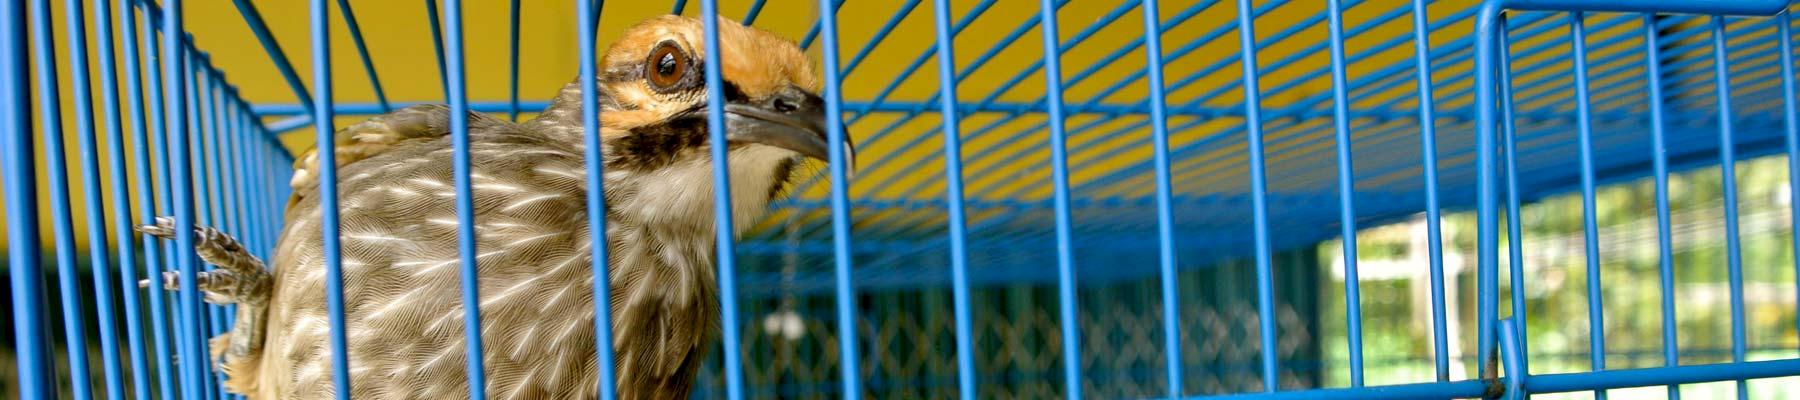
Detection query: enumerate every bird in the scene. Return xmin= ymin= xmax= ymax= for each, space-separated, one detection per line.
xmin=138 ymin=14 xmax=852 ymax=400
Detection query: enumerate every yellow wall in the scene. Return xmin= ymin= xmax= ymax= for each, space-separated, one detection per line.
xmin=17 ymin=0 xmax=1461 ymax=253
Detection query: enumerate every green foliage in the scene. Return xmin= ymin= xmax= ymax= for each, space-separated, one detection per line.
xmin=1316 ymin=156 xmax=1800 ymax=398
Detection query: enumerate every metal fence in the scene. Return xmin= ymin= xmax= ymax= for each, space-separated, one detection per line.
xmin=4 ymin=0 xmax=1800 ymax=399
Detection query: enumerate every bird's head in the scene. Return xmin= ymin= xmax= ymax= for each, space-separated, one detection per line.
xmin=539 ymin=15 xmax=853 ymax=176
xmin=531 ymin=15 xmax=850 ymax=232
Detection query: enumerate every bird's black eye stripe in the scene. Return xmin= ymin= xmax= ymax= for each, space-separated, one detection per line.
xmin=720 ymin=81 xmax=750 ymax=104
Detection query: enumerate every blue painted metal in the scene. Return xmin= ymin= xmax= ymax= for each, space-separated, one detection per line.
xmin=1709 ymin=15 xmax=1750 ymax=400
xmin=697 ymin=2 xmax=746 ymax=399
xmin=1525 ymin=358 xmax=1800 ymax=393
xmin=1496 ymin=13 xmax=1530 ymax=382
xmin=1504 ymin=0 xmax=1787 ymax=14
xmin=838 ymin=0 xmax=918 ymax=80
xmin=1325 ymin=0 xmax=1364 ymax=388
xmin=159 ymin=0 xmax=217 ymax=397
xmin=1034 ymin=1 xmax=1083 ymax=397
xmin=1781 ymin=10 xmax=1800 ymax=361
xmin=1568 ymin=13 xmax=1609 ymax=400
xmin=308 ymin=0 xmax=355 ymax=397
xmin=191 ymin=50 xmax=229 ymax=400
xmin=29 ymin=0 xmax=97 ymax=397
xmin=338 ymin=0 xmax=391 ymax=113
xmin=123 ymin=3 xmax=179 ymax=396
xmin=812 ymin=1 xmax=863 ymax=398
xmin=2 ymin=0 xmax=53 ymax=397
xmin=742 ymin=0 xmax=768 ymax=24
xmin=1644 ymin=13 xmax=1680 ymax=400
xmin=442 ymin=1 xmax=490 ymax=398
xmin=63 ymin=2 xmax=130 ymax=395
xmin=1501 ymin=320 xmax=1526 ymax=400
xmin=1406 ymin=0 xmax=1452 ymax=381
xmin=1232 ymin=0 xmax=1279 ymax=392
xmin=1472 ymin=1 xmax=1502 ymax=394
xmin=229 ymin=0 xmax=314 ymax=115
xmin=1138 ymin=0 xmax=1183 ymax=395
xmin=927 ymin=1 xmax=976 ymax=397
xmin=13 ymin=0 xmax=1800 ymax=399
xmin=576 ymin=1 xmax=617 ymax=398
xmin=93 ymin=0 xmax=158 ymax=396
xmin=797 ymin=0 xmax=848 ymax=50
xmin=426 ymin=0 xmax=449 ymax=98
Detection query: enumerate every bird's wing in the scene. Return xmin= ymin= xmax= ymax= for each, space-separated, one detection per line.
xmin=286 ymin=104 xmax=513 ymax=208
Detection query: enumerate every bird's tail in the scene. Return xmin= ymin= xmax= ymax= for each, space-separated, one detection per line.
xmin=136 ymin=216 xmax=270 ymax=395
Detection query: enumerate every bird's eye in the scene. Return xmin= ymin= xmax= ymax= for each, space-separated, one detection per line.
xmin=645 ymin=42 xmax=688 ymax=90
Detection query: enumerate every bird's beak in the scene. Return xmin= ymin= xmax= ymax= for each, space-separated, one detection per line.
xmin=723 ymin=86 xmax=856 ymax=177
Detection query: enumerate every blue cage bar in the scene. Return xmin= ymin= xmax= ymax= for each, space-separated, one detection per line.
xmin=4 ymin=0 xmax=1800 ymax=399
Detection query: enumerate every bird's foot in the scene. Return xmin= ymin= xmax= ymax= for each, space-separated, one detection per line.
xmin=135 ymin=216 xmax=272 ymax=307
xmin=139 ymin=270 xmax=250 ymax=305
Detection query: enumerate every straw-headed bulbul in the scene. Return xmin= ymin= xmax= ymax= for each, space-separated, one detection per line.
xmin=139 ymin=14 xmax=852 ymax=400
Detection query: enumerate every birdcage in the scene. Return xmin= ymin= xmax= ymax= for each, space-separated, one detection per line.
xmin=5 ymin=0 xmax=1800 ymax=398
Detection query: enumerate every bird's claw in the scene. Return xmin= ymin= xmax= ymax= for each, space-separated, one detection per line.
xmin=134 ymin=216 xmax=271 ymax=307
xmin=139 ymin=270 xmax=243 ymax=304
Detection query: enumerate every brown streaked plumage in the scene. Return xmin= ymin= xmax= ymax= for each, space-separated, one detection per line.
xmin=140 ymin=15 xmax=851 ymax=400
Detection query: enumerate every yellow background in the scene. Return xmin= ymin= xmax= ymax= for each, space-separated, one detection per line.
xmin=18 ymin=0 xmax=1488 ymax=251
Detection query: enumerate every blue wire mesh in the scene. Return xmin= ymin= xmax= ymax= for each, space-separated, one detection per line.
xmin=2 ymin=0 xmax=1800 ymax=399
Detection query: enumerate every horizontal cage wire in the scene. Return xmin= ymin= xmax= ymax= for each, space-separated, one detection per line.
xmin=3 ymin=0 xmax=1800 ymax=399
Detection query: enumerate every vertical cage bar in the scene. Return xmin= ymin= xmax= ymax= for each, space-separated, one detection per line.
xmin=1324 ymin=0 xmax=1364 ymax=387
xmin=1034 ymin=0 xmax=1084 ymax=397
xmin=161 ymin=0 xmax=216 ymax=395
xmin=214 ymin=78 xmax=244 ymax=267
xmin=125 ymin=3 xmax=179 ymax=396
xmin=928 ymin=0 xmax=976 ymax=397
xmin=1231 ymin=0 xmax=1279 ymax=391
xmin=1407 ymin=0 xmax=1452 ymax=381
xmin=1645 ymin=14 xmax=1679 ymax=400
xmin=194 ymin=58 xmax=234 ymax=400
xmin=442 ymin=1 xmax=489 ymax=398
xmin=696 ymin=1 xmax=746 ymax=399
xmin=575 ymin=0 xmax=617 ymax=397
xmin=95 ymin=0 xmax=158 ymax=395
xmin=308 ymin=0 xmax=355 ymax=397
xmin=66 ymin=0 xmax=132 ymax=394
xmin=217 ymin=89 xmax=240 ymax=249
xmin=249 ymin=118 xmax=277 ymax=261
xmin=228 ymin=98 xmax=262 ymax=263
xmin=1 ymin=0 xmax=53 ymax=397
xmin=1136 ymin=0 xmax=1184 ymax=395
xmin=813 ymin=0 xmax=862 ymax=397
xmin=1779 ymin=10 xmax=1800 ymax=359
xmin=1479 ymin=20 xmax=1503 ymax=382
xmin=1569 ymin=13 xmax=1608 ymax=400
xmin=1472 ymin=2 xmax=1502 ymax=397
xmin=1497 ymin=13 xmax=1529 ymax=380
xmin=29 ymin=0 xmax=98 ymax=397
xmin=188 ymin=50 xmax=226 ymax=400
xmin=1708 ymin=15 xmax=1749 ymax=400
